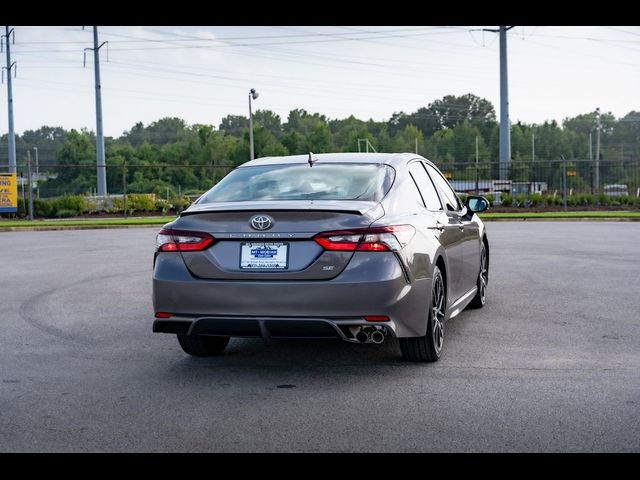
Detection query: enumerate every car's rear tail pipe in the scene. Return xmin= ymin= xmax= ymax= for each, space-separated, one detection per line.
xmin=370 ymin=330 xmax=385 ymax=344
xmin=355 ymin=326 xmax=385 ymax=344
xmin=355 ymin=330 xmax=369 ymax=343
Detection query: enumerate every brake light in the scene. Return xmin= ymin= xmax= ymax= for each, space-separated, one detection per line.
xmin=156 ymin=228 xmax=215 ymax=252
xmin=155 ymin=312 xmax=173 ymax=318
xmin=314 ymin=225 xmax=415 ymax=252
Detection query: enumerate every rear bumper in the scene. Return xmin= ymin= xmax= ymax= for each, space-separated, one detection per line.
xmin=152 ymin=252 xmax=431 ymax=338
xmin=153 ymin=316 xmax=394 ymax=342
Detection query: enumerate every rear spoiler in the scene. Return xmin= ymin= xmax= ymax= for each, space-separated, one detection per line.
xmin=180 ymin=200 xmax=381 ymax=217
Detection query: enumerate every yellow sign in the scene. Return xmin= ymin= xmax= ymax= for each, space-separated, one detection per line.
xmin=567 ymin=170 xmax=577 ymax=177
xmin=443 ymin=171 xmax=453 ymax=179
xmin=0 ymin=173 xmax=18 ymax=213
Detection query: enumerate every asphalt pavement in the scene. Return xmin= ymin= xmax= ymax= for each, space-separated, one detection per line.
xmin=0 ymin=222 xmax=639 ymax=452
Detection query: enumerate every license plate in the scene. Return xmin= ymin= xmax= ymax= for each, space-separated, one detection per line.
xmin=240 ymin=242 xmax=289 ymax=269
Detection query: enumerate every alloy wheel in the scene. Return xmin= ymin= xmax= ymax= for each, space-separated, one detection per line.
xmin=432 ymin=272 xmax=445 ymax=354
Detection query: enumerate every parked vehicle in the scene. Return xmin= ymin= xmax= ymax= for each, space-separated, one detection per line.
xmin=603 ymin=184 xmax=629 ymax=197
xmin=152 ymin=153 xmax=490 ymax=362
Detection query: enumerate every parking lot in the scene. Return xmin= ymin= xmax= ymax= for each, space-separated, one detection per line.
xmin=1 ymin=222 xmax=639 ymax=452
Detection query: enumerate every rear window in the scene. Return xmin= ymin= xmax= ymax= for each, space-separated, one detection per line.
xmin=199 ymin=163 xmax=395 ymax=203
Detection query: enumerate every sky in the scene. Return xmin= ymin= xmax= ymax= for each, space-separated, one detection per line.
xmin=1 ymin=25 xmax=639 ymax=141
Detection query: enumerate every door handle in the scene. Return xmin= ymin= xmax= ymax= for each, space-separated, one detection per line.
xmin=428 ymin=221 xmax=445 ymax=232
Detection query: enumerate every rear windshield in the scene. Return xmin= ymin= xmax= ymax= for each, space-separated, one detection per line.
xmin=199 ymin=163 xmax=395 ymax=203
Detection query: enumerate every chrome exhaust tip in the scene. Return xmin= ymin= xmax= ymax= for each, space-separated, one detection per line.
xmin=355 ymin=330 xmax=369 ymax=343
xmin=370 ymin=330 xmax=385 ymax=344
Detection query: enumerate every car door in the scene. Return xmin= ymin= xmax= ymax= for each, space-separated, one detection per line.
xmin=407 ymin=161 xmax=466 ymax=303
xmin=423 ymin=162 xmax=481 ymax=297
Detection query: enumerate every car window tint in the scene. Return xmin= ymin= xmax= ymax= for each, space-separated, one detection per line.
xmin=200 ymin=163 xmax=395 ymax=203
xmin=408 ymin=162 xmax=442 ymax=211
xmin=407 ymin=173 xmax=426 ymax=208
xmin=424 ymin=163 xmax=461 ymax=212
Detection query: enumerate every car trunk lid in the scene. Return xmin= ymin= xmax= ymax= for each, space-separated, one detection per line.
xmin=174 ymin=201 xmax=384 ymax=280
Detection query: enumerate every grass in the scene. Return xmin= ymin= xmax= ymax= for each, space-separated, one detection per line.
xmin=2 ymin=211 xmax=640 ymax=229
xmin=0 ymin=216 xmax=176 ymax=228
xmin=480 ymin=211 xmax=640 ymax=219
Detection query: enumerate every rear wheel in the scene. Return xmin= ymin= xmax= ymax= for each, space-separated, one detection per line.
xmin=468 ymin=242 xmax=488 ymax=309
xmin=177 ymin=334 xmax=230 ymax=357
xmin=399 ymin=266 xmax=445 ymax=363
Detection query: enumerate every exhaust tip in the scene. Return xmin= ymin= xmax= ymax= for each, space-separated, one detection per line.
xmin=370 ymin=330 xmax=385 ymax=344
xmin=355 ymin=330 xmax=369 ymax=343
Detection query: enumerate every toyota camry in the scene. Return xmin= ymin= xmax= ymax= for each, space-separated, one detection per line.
xmin=152 ymin=153 xmax=489 ymax=362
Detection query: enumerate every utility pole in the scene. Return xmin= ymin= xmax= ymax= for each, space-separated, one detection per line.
xmin=415 ymin=137 xmax=418 ymax=154
xmin=85 ymin=27 xmax=108 ymax=197
xmin=33 ymin=146 xmax=39 ymax=199
xmin=122 ymin=160 xmax=127 ymax=219
xmin=561 ymin=155 xmax=567 ymax=212
xmin=531 ymin=133 xmax=535 ymax=162
xmin=27 ymin=150 xmax=33 ymax=220
xmin=498 ymin=26 xmax=513 ymax=181
xmin=482 ymin=26 xmax=515 ymax=181
xmin=2 ymin=26 xmax=17 ymax=174
xmin=475 ymin=135 xmax=479 ymax=194
xmin=594 ymin=108 xmax=601 ymax=193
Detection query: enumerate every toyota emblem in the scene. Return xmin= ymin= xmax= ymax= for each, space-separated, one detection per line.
xmin=250 ymin=215 xmax=273 ymax=231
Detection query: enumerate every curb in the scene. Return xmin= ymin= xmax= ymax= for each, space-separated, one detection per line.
xmin=0 ymin=224 xmax=164 ymax=232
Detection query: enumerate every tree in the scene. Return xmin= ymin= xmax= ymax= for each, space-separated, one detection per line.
xmin=47 ymin=130 xmax=96 ymax=195
xmin=390 ymin=94 xmax=496 ymax=139
xmin=392 ymin=124 xmax=425 ymax=155
xmin=219 ymin=115 xmax=249 ymax=137
xmin=253 ymin=110 xmax=283 ymax=140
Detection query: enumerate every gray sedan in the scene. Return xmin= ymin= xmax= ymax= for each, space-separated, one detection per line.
xmin=153 ymin=153 xmax=489 ymax=362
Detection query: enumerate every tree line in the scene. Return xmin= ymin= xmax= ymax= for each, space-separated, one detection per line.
xmin=1 ymin=93 xmax=638 ymax=198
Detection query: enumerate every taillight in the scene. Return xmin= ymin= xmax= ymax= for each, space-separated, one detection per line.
xmin=156 ymin=228 xmax=215 ymax=252
xmin=314 ymin=225 xmax=415 ymax=252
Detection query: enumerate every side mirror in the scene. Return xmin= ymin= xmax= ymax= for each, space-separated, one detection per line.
xmin=466 ymin=195 xmax=489 ymax=213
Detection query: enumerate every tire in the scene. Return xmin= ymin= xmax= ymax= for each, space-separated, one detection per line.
xmin=399 ymin=266 xmax=446 ymax=363
xmin=468 ymin=241 xmax=488 ymax=309
xmin=177 ymin=334 xmax=230 ymax=357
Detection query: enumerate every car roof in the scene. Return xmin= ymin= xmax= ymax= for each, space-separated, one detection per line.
xmin=239 ymin=152 xmax=428 ymax=168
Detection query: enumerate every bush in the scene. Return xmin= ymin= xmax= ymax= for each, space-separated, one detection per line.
xmin=529 ymin=193 xmax=543 ymax=207
xmin=154 ymin=199 xmax=169 ymax=215
xmin=598 ymin=193 xmax=610 ymax=206
xmin=33 ymin=199 xmax=53 ymax=217
xmin=514 ymin=193 xmax=526 ymax=207
xmin=55 ymin=208 xmax=78 ymax=218
xmin=111 ymin=197 xmax=125 ymax=211
xmin=549 ymin=194 xmax=562 ymax=206
xmin=573 ymin=193 xmax=594 ymax=206
xmin=51 ymin=195 xmax=87 ymax=215
xmin=485 ymin=194 xmax=495 ymax=206
xmin=17 ymin=197 xmax=26 ymax=217
xmin=501 ymin=192 xmax=513 ymax=206
xmin=169 ymin=196 xmax=192 ymax=213
xmin=127 ymin=194 xmax=155 ymax=212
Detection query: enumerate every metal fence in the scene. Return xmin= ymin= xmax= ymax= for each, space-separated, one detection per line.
xmin=2 ymin=159 xmax=640 ymax=202
xmin=432 ymin=159 xmax=640 ymax=197
xmin=3 ymin=163 xmax=236 ymax=201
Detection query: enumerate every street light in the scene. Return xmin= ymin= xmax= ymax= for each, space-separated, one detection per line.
xmin=248 ymin=88 xmax=259 ymax=160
